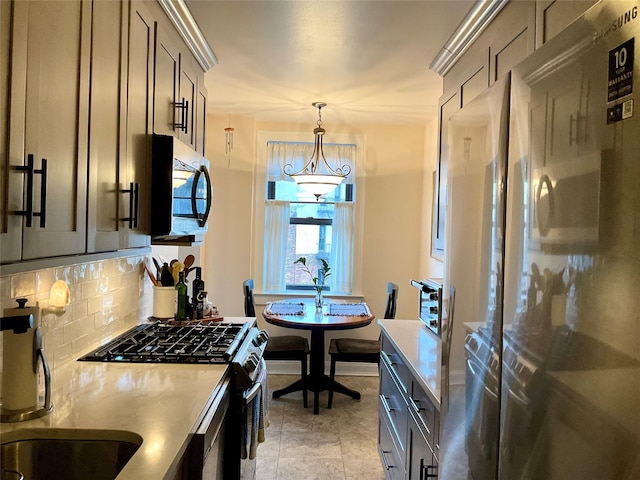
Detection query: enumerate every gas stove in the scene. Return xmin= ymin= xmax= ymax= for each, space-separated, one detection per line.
xmin=78 ymin=321 xmax=253 ymax=364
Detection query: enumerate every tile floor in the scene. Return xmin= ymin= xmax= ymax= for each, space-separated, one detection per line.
xmin=255 ymin=374 xmax=386 ymax=480
xmin=254 ymin=375 xmax=467 ymax=480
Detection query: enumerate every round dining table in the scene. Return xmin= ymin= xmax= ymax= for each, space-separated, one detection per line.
xmin=262 ymin=301 xmax=375 ymax=414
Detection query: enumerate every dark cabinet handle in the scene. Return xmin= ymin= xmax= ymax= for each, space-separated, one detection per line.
xmin=13 ymin=154 xmax=46 ymax=228
xmin=174 ymin=97 xmax=189 ymax=134
xmin=380 ymin=450 xmax=394 ymax=471
xmin=420 ymin=459 xmax=438 ymax=479
xmin=380 ymin=394 xmax=394 ymax=413
xmin=34 ymin=158 xmax=47 ymax=228
xmin=121 ymin=182 xmax=139 ymax=229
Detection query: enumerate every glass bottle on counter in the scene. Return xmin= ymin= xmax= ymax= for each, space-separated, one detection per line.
xmin=175 ymin=271 xmax=187 ymax=320
xmin=192 ymin=267 xmax=205 ymax=319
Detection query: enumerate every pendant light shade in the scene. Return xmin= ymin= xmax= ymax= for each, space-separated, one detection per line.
xmin=283 ymin=102 xmax=351 ymax=200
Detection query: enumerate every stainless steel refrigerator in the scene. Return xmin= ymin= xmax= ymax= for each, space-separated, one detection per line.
xmin=443 ymin=1 xmax=640 ymax=478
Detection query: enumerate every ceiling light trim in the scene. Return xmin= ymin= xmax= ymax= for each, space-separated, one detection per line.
xmin=429 ymin=0 xmax=510 ymax=77
xmin=157 ymin=0 xmax=218 ymax=72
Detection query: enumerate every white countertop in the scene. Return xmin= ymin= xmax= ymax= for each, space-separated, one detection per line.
xmin=0 ymin=317 xmax=254 ymax=480
xmin=378 ymin=319 xmax=441 ymax=410
xmin=546 ymin=367 xmax=640 ymax=438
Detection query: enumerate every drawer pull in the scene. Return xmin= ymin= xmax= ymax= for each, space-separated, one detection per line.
xmin=381 ymin=449 xmax=395 ymax=471
xmin=381 ymin=350 xmax=395 ymax=366
xmin=381 ymin=351 xmax=407 ymax=393
xmin=380 ymin=394 xmax=395 ymax=413
xmin=409 ymin=396 xmax=423 ymax=413
xmin=410 ymin=397 xmax=432 ymax=434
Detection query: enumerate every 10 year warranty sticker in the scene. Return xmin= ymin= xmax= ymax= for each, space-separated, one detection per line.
xmin=607 ymin=38 xmax=634 ymax=124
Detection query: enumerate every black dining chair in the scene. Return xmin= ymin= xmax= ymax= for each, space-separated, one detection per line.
xmin=327 ymin=282 xmax=398 ymax=408
xmin=242 ymin=279 xmax=309 ymax=407
xmin=441 ymin=284 xmax=456 ymax=413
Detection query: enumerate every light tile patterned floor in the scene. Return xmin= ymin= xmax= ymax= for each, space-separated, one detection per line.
xmin=255 ymin=374 xmax=386 ymax=480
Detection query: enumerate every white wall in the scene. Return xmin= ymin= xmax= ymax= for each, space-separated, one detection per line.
xmin=202 ymin=112 xmax=444 ymax=370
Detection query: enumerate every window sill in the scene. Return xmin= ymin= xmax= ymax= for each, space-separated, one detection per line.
xmin=254 ymin=291 xmax=364 ymax=307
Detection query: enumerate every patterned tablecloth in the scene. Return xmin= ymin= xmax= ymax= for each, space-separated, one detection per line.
xmin=327 ymin=303 xmax=370 ymax=316
xmin=265 ymin=302 xmax=305 ymax=316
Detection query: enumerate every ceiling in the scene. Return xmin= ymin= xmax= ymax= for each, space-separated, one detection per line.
xmin=185 ymin=0 xmax=476 ymax=126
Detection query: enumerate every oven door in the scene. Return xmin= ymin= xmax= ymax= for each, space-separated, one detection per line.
xmin=189 ymin=378 xmax=231 ymax=480
xmin=465 ymin=348 xmax=500 ymax=480
xmin=498 ymin=363 xmax=535 ymax=480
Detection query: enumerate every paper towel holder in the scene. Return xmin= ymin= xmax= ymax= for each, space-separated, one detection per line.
xmin=1 ymin=299 xmax=53 ymax=422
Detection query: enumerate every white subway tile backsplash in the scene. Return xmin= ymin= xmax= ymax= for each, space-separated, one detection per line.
xmin=11 ymin=272 xmax=36 ymax=298
xmin=1 ymin=253 xmax=153 ymax=393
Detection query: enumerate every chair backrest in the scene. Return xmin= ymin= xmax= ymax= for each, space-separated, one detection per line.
xmin=443 ymin=284 xmax=455 ymax=360
xmin=383 ymin=282 xmax=399 ymax=319
xmin=243 ymin=279 xmax=256 ymax=317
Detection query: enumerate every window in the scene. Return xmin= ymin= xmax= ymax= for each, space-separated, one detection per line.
xmin=264 ymin=141 xmax=356 ymax=294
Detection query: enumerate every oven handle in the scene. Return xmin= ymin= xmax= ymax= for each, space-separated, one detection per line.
xmin=467 ymin=358 xmax=499 ymax=400
xmin=507 ymin=387 xmax=529 ymax=408
xmin=243 ymin=382 xmax=262 ymax=405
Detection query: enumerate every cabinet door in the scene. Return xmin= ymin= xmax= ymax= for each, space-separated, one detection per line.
xmin=0 ymin=0 xmax=22 ymax=262
xmin=379 ymin=403 xmax=406 ymax=480
xmin=195 ymin=79 xmax=208 ymax=156
xmin=123 ymin=0 xmax=154 ymax=248
xmin=154 ymin=29 xmax=179 ymax=138
xmin=15 ymin=0 xmax=91 ymax=260
xmin=87 ymin=0 xmax=127 ymax=252
xmin=178 ymin=63 xmax=197 ymax=149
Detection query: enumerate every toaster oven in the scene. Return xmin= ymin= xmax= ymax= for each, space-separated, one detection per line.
xmin=410 ymin=278 xmax=443 ymax=336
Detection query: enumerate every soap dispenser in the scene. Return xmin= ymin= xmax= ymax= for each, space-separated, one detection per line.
xmin=1 ymin=298 xmax=53 ymax=422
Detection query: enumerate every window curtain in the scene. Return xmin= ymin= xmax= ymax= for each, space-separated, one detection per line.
xmin=264 ymin=200 xmax=290 ymax=291
xmin=266 ymin=142 xmax=356 ymax=182
xmin=330 ymin=202 xmax=355 ymax=294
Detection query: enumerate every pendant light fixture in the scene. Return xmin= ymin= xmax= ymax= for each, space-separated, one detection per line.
xmin=283 ymin=102 xmax=351 ymax=200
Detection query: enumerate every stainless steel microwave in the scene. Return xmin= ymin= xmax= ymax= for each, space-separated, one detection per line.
xmin=151 ymin=134 xmax=212 ymax=243
xmin=532 ymin=151 xmax=600 ymax=250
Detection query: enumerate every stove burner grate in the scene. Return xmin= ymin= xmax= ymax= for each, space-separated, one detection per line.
xmin=78 ymin=322 xmax=250 ymax=364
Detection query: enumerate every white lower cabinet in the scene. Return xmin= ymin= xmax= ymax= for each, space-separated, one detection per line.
xmin=379 ymin=335 xmax=440 ymax=479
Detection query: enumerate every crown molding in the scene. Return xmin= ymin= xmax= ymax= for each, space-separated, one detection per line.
xmin=157 ymin=0 xmax=218 ymax=72
xmin=430 ymin=0 xmax=510 ymax=76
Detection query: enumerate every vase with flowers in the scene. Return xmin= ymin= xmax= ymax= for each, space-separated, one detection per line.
xmin=294 ymin=256 xmax=331 ymax=311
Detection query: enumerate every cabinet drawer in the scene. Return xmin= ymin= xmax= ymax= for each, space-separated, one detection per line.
xmin=381 ymin=336 xmax=411 ymax=395
xmin=380 ymin=359 xmax=408 ymax=453
xmin=379 ymin=403 xmax=406 ymax=480
xmin=409 ymin=379 xmax=437 ymax=449
xmin=408 ymin=409 xmax=439 ymax=480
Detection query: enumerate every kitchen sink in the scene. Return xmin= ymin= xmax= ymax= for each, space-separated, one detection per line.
xmin=0 ymin=428 xmax=142 ymax=480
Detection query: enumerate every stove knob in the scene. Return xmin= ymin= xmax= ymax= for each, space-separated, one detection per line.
xmin=257 ymin=330 xmax=269 ymax=345
xmin=245 ymin=353 xmax=259 ymax=372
